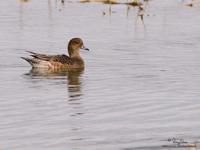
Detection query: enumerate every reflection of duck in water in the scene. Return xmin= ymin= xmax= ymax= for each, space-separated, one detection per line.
xmin=27 ymin=67 xmax=84 ymax=101
xmin=67 ymin=68 xmax=84 ymax=100
xmin=21 ymin=38 xmax=89 ymax=69
xmin=20 ymin=0 xmax=30 ymax=3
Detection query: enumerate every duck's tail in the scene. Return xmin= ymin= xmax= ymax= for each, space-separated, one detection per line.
xmin=21 ymin=57 xmax=37 ymax=67
xmin=21 ymin=57 xmax=50 ymax=68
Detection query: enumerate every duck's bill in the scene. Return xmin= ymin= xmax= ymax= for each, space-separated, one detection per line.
xmin=81 ymin=45 xmax=89 ymax=51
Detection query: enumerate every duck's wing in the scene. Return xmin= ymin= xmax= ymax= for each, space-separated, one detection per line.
xmin=50 ymin=54 xmax=72 ymax=64
xmin=26 ymin=51 xmax=53 ymax=61
xmin=27 ymin=51 xmax=72 ymax=64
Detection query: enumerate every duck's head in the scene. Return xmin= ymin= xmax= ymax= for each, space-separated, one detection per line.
xmin=68 ymin=38 xmax=89 ymax=57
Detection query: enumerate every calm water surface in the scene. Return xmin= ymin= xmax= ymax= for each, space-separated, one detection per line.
xmin=1 ymin=0 xmax=200 ymax=149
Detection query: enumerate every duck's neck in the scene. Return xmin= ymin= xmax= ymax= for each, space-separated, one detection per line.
xmin=68 ymin=48 xmax=81 ymax=58
xmin=69 ymin=50 xmax=85 ymax=68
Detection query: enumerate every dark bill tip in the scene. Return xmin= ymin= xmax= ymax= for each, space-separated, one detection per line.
xmin=83 ymin=47 xmax=89 ymax=51
xmin=81 ymin=45 xmax=89 ymax=51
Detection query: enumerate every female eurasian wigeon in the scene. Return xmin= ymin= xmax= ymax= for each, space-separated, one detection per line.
xmin=21 ymin=38 xmax=89 ymax=69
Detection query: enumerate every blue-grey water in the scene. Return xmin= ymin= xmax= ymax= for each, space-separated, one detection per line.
xmin=0 ymin=0 xmax=200 ymax=149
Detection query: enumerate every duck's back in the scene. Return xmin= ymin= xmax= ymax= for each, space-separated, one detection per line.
xmin=50 ymin=55 xmax=84 ymax=69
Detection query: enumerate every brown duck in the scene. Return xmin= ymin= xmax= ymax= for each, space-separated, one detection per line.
xmin=21 ymin=38 xmax=89 ymax=69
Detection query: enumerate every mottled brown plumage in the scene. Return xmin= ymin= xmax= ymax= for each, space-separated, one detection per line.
xmin=21 ymin=38 xmax=89 ymax=69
